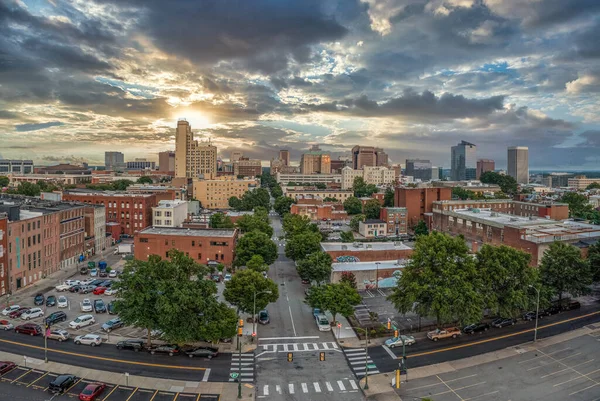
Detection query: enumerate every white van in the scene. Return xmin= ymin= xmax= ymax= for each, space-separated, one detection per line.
xmin=21 ymin=308 xmax=44 ymax=320
xmin=69 ymin=314 xmax=96 ymax=329
xmin=315 ymin=314 xmax=331 ymax=331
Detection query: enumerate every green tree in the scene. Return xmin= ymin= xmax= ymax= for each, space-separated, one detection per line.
xmin=296 ymin=251 xmax=332 ymax=284
xmin=137 ymin=176 xmax=153 ymax=184
xmin=229 ymin=196 xmax=242 ymax=210
xmin=239 ymin=188 xmax=271 ymax=211
xmin=452 ymin=187 xmax=480 ymax=200
xmin=270 ymin=184 xmax=283 ymax=198
xmin=352 ymin=177 xmax=367 ymax=198
xmin=236 ymin=214 xmax=273 ymax=237
xmin=209 ymin=213 xmax=235 ymax=229
xmin=246 ymin=255 xmax=268 ymax=273
xmin=340 ymin=271 xmax=357 ymax=289
xmin=112 ymin=179 xmax=134 ymax=191
xmin=588 ymin=242 xmax=600 ymax=282
xmin=414 ymin=220 xmax=429 ymax=236
xmin=383 ymin=187 xmax=395 ymax=207
xmin=0 ymin=176 xmax=9 ymax=187
xmin=16 ymin=181 xmax=41 ymax=196
xmin=282 ymin=214 xmax=318 ymax=237
xmin=539 ymin=242 xmax=593 ymax=303
xmin=476 ymin=244 xmax=538 ymax=318
xmin=285 ymin=231 xmax=322 ymax=260
xmin=223 ymin=270 xmax=279 ymax=314
xmin=234 ymin=230 xmax=277 ymax=267
xmin=314 ymin=183 xmax=327 ymax=190
xmin=198 ymin=302 xmax=238 ymax=344
xmin=349 ymin=214 xmax=365 ymax=231
xmin=586 ymin=182 xmax=600 ymax=190
xmin=363 ymin=199 xmax=381 ymax=220
xmin=323 ymin=197 xmax=339 ymax=202
xmin=480 ymin=171 xmax=518 ymax=194
xmin=561 ymin=192 xmax=594 ymax=218
xmin=388 ymin=232 xmax=483 ymax=326
xmin=273 ymin=196 xmax=295 ymax=216
xmin=340 ymin=231 xmax=354 ymax=243
xmin=343 ymin=196 xmax=363 ymax=215
xmin=306 ymin=283 xmax=361 ymax=324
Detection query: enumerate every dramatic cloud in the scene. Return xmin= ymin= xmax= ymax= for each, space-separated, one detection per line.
xmin=15 ymin=121 xmax=65 ymax=132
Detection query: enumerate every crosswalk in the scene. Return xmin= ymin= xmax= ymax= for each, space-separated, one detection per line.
xmin=229 ymin=353 xmax=255 ymax=383
xmin=257 ymin=378 xmax=360 ymax=398
xmin=344 ymin=347 xmax=380 ymax=377
xmin=259 ymin=341 xmax=339 ymax=353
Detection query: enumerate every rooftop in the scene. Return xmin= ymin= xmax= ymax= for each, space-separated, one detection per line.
xmin=332 ymin=259 xmax=407 ymax=272
xmin=155 ymin=200 xmax=187 ymax=208
xmin=321 ymin=242 xmax=412 ymax=252
xmin=65 ymin=190 xmax=154 ymax=198
xmin=138 ymin=227 xmax=236 ymax=238
xmin=285 ymin=189 xmax=353 ymax=193
xmin=363 ymin=219 xmax=385 ymax=224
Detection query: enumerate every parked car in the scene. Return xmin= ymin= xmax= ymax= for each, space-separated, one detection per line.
xmin=94 ymin=299 xmax=106 ymax=313
xmin=101 ymin=317 xmax=123 ymax=332
xmin=90 ymin=279 xmax=105 ymax=286
xmin=45 ymin=311 xmax=67 ymax=326
xmin=104 ymin=288 xmax=118 ymax=296
xmin=90 ymin=269 xmax=98 ymax=277
xmin=81 ymin=299 xmax=93 ymax=312
xmin=55 ymin=283 xmax=72 ymax=292
xmin=9 ymin=307 xmax=30 ymax=318
xmin=99 ymin=270 xmax=108 ymax=278
xmin=562 ymin=301 xmax=581 ymax=311
xmin=48 ymin=374 xmax=78 ymax=394
xmin=542 ymin=305 xmax=562 ymax=316
xmin=463 ymin=323 xmax=490 ymax=334
xmin=100 ymin=280 xmax=112 ymax=288
xmin=491 ymin=318 xmax=517 ymax=328
xmin=79 ymin=382 xmax=106 ymax=401
xmin=21 ymin=307 xmax=44 ymax=320
xmin=385 ymin=335 xmax=416 ymax=348
xmin=34 ymin=294 xmax=45 ymax=306
xmin=522 ymin=311 xmax=544 ymax=321
xmin=0 ymin=361 xmax=16 ymax=374
xmin=107 ymin=302 xmax=116 ymax=315
xmin=14 ymin=323 xmax=42 ymax=336
xmin=108 ymin=270 xmax=117 ymax=278
xmin=148 ymin=344 xmax=180 ymax=356
xmin=79 ymin=266 xmax=89 ymax=275
xmin=80 ymin=278 xmax=95 ymax=286
xmin=1 ymin=305 xmax=20 ymax=316
xmin=65 ymin=280 xmax=81 ymax=286
xmin=93 ymin=287 xmax=106 ymax=295
xmin=79 ymin=285 xmax=96 ymax=294
xmin=224 ymin=273 xmax=232 ymax=282
xmin=0 ymin=320 xmax=14 ymax=330
xmin=58 ymin=296 xmax=68 ymax=308
xmin=46 ymin=295 xmax=57 ymax=307
xmin=69 ymin=315 xmax=95 ymax=329
xmin=74 ymin=334 xmax=102 ymax=347
xmin=315 ymin=314 xmax=331 ymax=331
xmin=185 ymin=347 xmax=218 ymax=359
xmin=47 ymin=329 xmax=70 ymax=342
xmin=427 ymin=327 xmax=462 ymax=341
xmin=69 ymin=285 xmax=82 ymax=293
xmin=116 ymin=339 xmax=144 ymax=352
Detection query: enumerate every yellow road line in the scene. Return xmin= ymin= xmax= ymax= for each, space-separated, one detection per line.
xmin=102 ymin=385 xmax=120 ymax=400
xmin=11 ymin=368 xmax=31 ymax=383
xmin=149 ymin=389 xmax=159 ymax=401
xmin=405 ymin=310 xmax=600 ymax=359
xmin=0 ymin=338 xmax=206 ymax=371
xmin=67 ymin=377 xmax=83 ymax=393
xmin=195 ymin=394 xmax=201 ymax=401
xmin=173 ymin=392 xmax=180 ymax=400
xmin=125 ymin=387 xmax=139 ymax=401
xmin=27 ymin=371 xmax=48 ymax=387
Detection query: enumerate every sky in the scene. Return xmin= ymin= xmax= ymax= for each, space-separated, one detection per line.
xmin=0 ymin=0 xmax=599 ymax=170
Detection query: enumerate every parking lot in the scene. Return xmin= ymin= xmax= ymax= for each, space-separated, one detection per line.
xmin=398 ymin=330 xmax=600 ymax=401
xmin=0 ymin=364 xmax=220 ymax=400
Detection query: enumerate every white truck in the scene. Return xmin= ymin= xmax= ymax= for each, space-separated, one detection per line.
xmin=114 ymin=243 xmax=133 ymax=255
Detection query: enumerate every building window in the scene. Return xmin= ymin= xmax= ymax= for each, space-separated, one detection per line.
xmin=172 ymin=241 xmax=175 ymax=246
xmin=198 ymin=253 xmax=202 ymax=259
xmin=192 ymin=241 xmax=195 ymax=247
xmin=139 ymin=238 xmax=148 ymax=243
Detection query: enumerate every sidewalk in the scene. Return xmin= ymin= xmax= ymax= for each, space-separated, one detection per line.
xmin=358 ymin=324 xmax=600 ymax=400
xmin=0 ymin=350 xmax=254 ymax=400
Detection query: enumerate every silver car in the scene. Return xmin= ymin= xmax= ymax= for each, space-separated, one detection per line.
xmin=74 ymin=334 xmax=102 ymax=346
xmin=47 ymin=329 xmax=70 ymax=342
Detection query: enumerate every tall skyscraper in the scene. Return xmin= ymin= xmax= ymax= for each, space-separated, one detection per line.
xmin=476 ymin=159 xmax=495 ymax=179
xmin=351 ymin=146 xmax=388 ymax=169
xmin=175 ymin=119 xmax=217 ymax=178
xmin=507 ymin=146 xmax=529 ymax=184
xmin=105 ymin=151 xmax=125 ymax=171
xmin=300 ymin=145 xmax=331 ymax=174
xmin=158 ymin=151 xmax=175 ymax=173
xmin=451 ymin=141 xmax=477 ymax=181
xmin=405 ymin=159 xmax=432 ymax=181
xmin=279 ymin=149 xmax=290 ymax=166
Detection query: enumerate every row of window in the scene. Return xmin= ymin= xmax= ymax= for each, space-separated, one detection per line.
xmin=154 ymin=211 xmax=172 ymax=217
xmin=169 ymin=252 xmax=225 ymax=261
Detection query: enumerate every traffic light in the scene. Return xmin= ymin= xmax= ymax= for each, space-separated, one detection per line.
xmin=387 ymin=320 xmax=391 ymax=330
xmin=239 ymin=319 xmax=244 ymax=327
xmin=319 ymin=352 xmax=325 ymax=361
xmin=287 ymin=352 xmax=293 ymax=362
xmin=237 ymin=326 xmax=243 ymax=336
xmin=394 ymin=330 xmax=398 ymax=337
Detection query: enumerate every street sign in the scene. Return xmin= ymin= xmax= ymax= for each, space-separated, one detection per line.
xmin=230 ymin=373 xmax=239 ymax=379
xmin=367 ymin=363 xmax=377 ymax=369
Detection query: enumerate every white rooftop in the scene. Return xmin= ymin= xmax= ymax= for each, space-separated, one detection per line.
xmin=332 ymin=259 xmax=407 ymax=272
xmin=451 ymin=208 xmax=549 ymax=228
xmin=321 ymin=242 xmax=412 ymax=252
xmin=155 ymin=200 xmax=188 ymax=208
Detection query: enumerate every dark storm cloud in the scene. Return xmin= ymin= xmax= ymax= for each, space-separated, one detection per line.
xmin=0 ymin=110 xmax=18 ymax=119
xmin=15 ymin=121 xmax=64 ymax=132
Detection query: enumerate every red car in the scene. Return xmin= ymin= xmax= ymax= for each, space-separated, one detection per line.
xmin=79 ymin=382 xmax=106 ymax=401
xmin=14 ymin=324 xmax=42 ymax=336
xmin=0 ymin=361 xmax=16 ymax=375
xmin=93 ymin=286 xmax=106 ymax=295
xmin=9 ymin=307 xmax=30 ymax=319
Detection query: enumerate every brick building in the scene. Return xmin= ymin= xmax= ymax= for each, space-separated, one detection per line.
xmin=83 ymin=205 xmax=107 ymax=256
xmin=63 ymin=191 xmax=157 ymax=239
xmin=432 ymin=199 xmax=569 ymax=221
xmin=0 ymin=215 xmax=8 ymax=296
xmin=283 ymin=188 xmax=354 ymax=202
xmin=380 ymin=207 xmax=408 ymax=236
xmin=290 ymin=203 xmax=348 ymax=221
xmin=321 ymin=242 xmax=413 ymax=263
xmin=394 ymin=186 xmax=452 ymax=228
xmin=134 ymin=227 xmax=238 ymax=267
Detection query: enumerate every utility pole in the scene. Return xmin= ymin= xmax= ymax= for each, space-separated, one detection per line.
xmin=364 ymin=325 xmax=369 ymax=390
xmin=237 ymin=319 xmax=243 ymax=399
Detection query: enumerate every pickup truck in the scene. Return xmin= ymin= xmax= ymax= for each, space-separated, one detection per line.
xmin=427 ymin=327 xmax=461 ymax=341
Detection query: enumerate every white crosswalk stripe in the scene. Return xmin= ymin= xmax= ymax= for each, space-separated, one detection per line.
xmin=228 ymin=353 xmax=255 ymax=383
xmin=259 ymin=379 xmax=363 ymax=396
xmin=326 ymin=381 xmax=334 ymax=392
xmin=289 ymin=383 xmax=294 ymax=394
xmin=301 ymin=383 xmax=308 ymax=393
xmin=349 ymin=379 xmax=359 ymax=390
xmin=343 ymin=347 xmax=380 ymax=378
xmin=337 ymin=380 xmax=346 ymax=391
xmin=259 ymin=341 xmax=339 ymax=353
xmin=314 ymin=382 xmax=321 ymax=392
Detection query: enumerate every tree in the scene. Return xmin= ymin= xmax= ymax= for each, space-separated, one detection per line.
xmin=343 ymin=196 xmax=363 ymax=215
xmin=137 ymin=176 xmax=153 ymax=184
xmin=270 ymin=184 xmax=283 ymax=198
xmin=234 ymin=230 xmax=277 ymax=266
xmin=561 ymin=192 xmax=594 ymax=218
xmin=236 ymin=214 xmax=273 ymax=237
xmin=539 ymin=242 xmax=592 ymax=303
xmin=349 ymin=214 xmax=365 ymax=231
xmin=480 ymin=171 xmax=518 ymax=194
xmin=586 ymin=182 xmax=600 ymax=190
xmin=476 ymin=245 xmax=538 ymax=318
xmin=323 ymin=197 xmax=339 ymax=202
xmin=383 ymin=187 xmax=394 ymax=207
xmin=363 ymin=199 xmax=381 ymax=220
xmin=340 ymin=231 xmax=354 ymax=243
xmin=285 ymin=231 xmax=322 ymax=260
xmin=273 ymin=196 xmax=295 ymax=216
xmin=209 ymin=213 xmax=235 ymax=229
xmin=352 ymin=177 xmax=377 ymax=198
xmin=16 ymin=182 xmax=41 ymax=196
xmin=414 ymin=220 xmax=429 ymax=236
xmin=306 ymin=283 xmax=361 ymax=324
xmin=452 ymin=187 xmax=480 ymax=200
xmin=197 ymin=302 xmax=238 ymax=344
xmin=388 ymin=232 xmax=483 ymax=326
xmin=246 ymin=255 xmax=268 ymax=273
xmin=282 ymin=214 xmax=318 ymax=238
xmin=0 ymin=176 xmax=9 ymax=187
xmin=296 ymin=251 xmax=332 ymax=284
xmin=224 ymin=270 xmax=279 ymax=314
xmin=239 ymin=188 xmax=271 ymax=211
xmin=314 ymin=183 xmax=327 ymax=190
xmin=112 ymin=179 xmax=134 ymax=191
xmin=229 ymin=196 xmax=242 ymax=210
xmin=340 ymin=271 xmax=357 ymax=289
xmin=588 ymin=242 xmax=600 ymax=283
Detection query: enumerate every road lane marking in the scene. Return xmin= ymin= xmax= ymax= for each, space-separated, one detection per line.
xmin=0 ymin=338 xmax=207 ymax=371
xmin=301 ymin=383 xmax=308 ymax=393
xmin=11 ymin=368 xmax=32 ymax=384
xmin=528 ymin=352 xmax=583 ymax=370
xmin=263 ymin=385 xmax=269 ymax=396
xmin=314 ymin=382 xmax=321 ymax=392
xmin=518 ymin=347 xmax=572 ymax=364
xmin=260 ymin=336 xmax=319 ymax=341
xmin=337 ymin=380 xmax=345 ymax=391
xmin=288 ymin=383 xmax=294 ymax=394
xmin=349 ymin=380 xmax=358 ymax=390
xmin=464 ymin=390 xmax=500 ymax=400
xmin=570 ymin=383 xmax=600 ymax=396
xmin=406 ymin=311 xmax=600 ymax=359
xmin=288 ymin=305 xmax=297 ymax=337
xmin=326 ymin=382 xmax=333 ymax=391
xmin=541 ymin=359 xmax=596 ymax=378
xmin=202 ymin=368 xmax=210 ymax=382
xmin=26 ymin=371 xmax=48 ymax=387
xmin=125 ymin=388 xmax=139 ymax=401
xmin=382 ymin=345 xmax=397 ymax=359
xmin=102 ymin=384 xmax=119 ymax=400
xmin=435 ymin=375 xmax=465 ymax=401
xmin=276 ymin=385 xmax=281 ymax=394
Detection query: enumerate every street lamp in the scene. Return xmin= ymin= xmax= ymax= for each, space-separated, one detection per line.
xmin=375 ymin=262 xmax=380 ymax=290
xmin=529 ymin=285 xmax=541 ymax=342
xmin=253 ymin=290 xmax=272 ymax=342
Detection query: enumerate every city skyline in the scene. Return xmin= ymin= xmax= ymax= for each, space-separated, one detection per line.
xmin=0 ymin=0 xmax=599 ymax=170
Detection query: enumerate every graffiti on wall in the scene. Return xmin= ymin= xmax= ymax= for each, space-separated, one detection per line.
xmin=336 ymin=255 xmax=360 ymax=263
xmin=363 ymin=270 xmax=402 ymax=289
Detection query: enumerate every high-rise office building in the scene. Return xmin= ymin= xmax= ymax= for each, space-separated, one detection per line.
xmin=476 ymin=159 xmax=495 ymax=180
xmin=105 ymin=152 xmax=125 ymax=171
xmin=351 ymin=146 xmax=388 ymax=169
xmin=300 ymin=145 xmax=331 ymax=174
xmin=175 ymin=119 xmax=217 ymax=178
xmin=158 ymin=151 xmax=175 ymax=172
xmin=279 ymin=149 xmax=290 ymax=166
xmin=405 ymin=159 xmax=432 ymax=181
xmin=507 ymin=147 xmax=529 ymax=184
xmin=230 ymin=151 xmax=243 ymax=162
xmin=451 ymin=141 xmax=477 ymax=181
